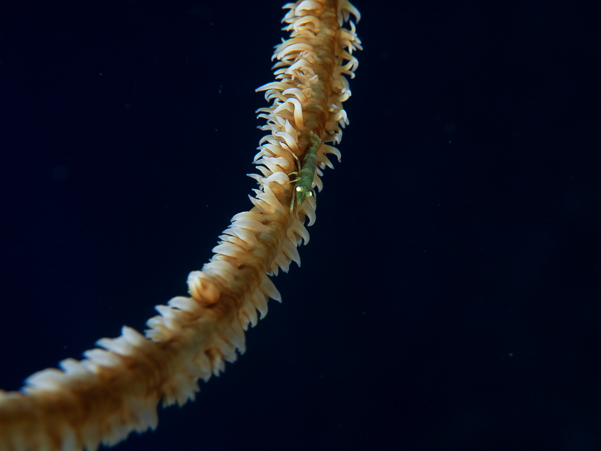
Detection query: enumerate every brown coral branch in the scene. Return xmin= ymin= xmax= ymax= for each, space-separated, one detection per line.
xmin=0 ymin=1 xmax=360 ymax=449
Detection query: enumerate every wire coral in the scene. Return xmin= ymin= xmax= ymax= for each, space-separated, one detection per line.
xmin=0 ymin=1 xmax=361 ymax=449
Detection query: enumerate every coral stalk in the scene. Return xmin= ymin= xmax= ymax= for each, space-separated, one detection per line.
xmin=0 ymin=1 xmax=360 ymax=449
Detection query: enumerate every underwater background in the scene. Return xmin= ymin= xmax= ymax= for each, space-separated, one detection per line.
xmin=1 ymin=0 xmax=600 ymax=449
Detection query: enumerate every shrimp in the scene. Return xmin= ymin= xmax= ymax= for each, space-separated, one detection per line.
xmin=289 ymin=131 xmax=321 ymax=211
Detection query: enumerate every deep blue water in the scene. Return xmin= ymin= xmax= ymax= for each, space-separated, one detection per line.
xmin=1 ymin=1 xmax=600 ymax=450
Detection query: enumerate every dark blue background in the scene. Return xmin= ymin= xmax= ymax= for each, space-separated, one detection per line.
xmin=1 ymin=0 xmax=600 ymax=450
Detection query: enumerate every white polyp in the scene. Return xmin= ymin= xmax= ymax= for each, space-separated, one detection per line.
xmin=210 ymin=353 xmax=225 ymax=376
xmin=79 ymin=359 xmax=100 ymax=375
xmin=59 ymin=358 xmax=91 ymax=376
xmin=224 ymin=323 xmax=246 ymax=354
xmin=156 ymin=305 xmax=182 ymax=323
xmin=257 ymin=186 xmax=284 ymax=211
xmin=255 ymin=81 xmax=288 ymax=92
xmin=252 ymin=292 xmax=269 ymax=319
xmin=167 ymin=296 xmax=200 ymax=314
xmin=257 ymin=157 xmax=284 ymax=175
xmin=268 ymin=262 xmax=280 ymax=276
xmin=202 ymin=260 xmax=238 ymax=287
xmin=282 ymin=86 xmax=308 ymax=102
xmin=275 ymin=131 xmax=299 ymax=153
xmin=96 ymin=337 xmax=135 ymax=357
xmin=282 ymin=239 xmax=301 ymax=266
xmin=59 ymin=426 xmax=76 ymax=451
xmin=84 ymin=349 xmax=123 ymax=368
xmin=226 ymin=226 xmax=261 ymax=248
xmin=187 ymin=271 xmax=220 ymax=304
xmin=264 ymin=172 xmax=291 ymax=186
xmin=212 ymin=243 xmax=244 ymax=258
xmin=121 ymin=326 xmax=147 ymax=347
xmin=276 ymin=42 xmax=313 ymax=60
xmin=240 ymin=300 xmax=259 ymax=328
xmin=302 ymin=197 xmax=317 ymax=226
xmin=261 ymin=274 xmax=282 ymax=302
xmin=24 ymin=368 xmax=67 ymax=391
xmin=130 ymin=399 xmax=158 ymax=431
xmin=267 ymin=155 xmax=294 ymax=171
xmin=295 ymin=1 xmax=322 ymax=15
xmin=274 ymin=251 xmax=290 ymax=273
xmin=313 ymin=174 xmax=323 ymax=191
